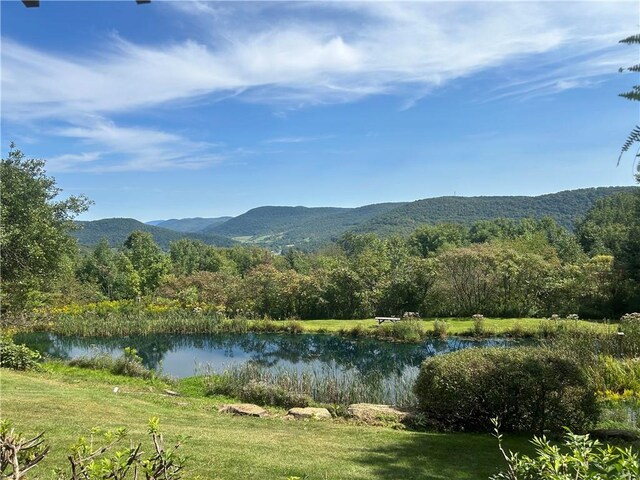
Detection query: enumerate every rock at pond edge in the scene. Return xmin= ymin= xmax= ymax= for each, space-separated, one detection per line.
xmin=287 ymin=407 xmax=332 ymax=420
xmin=347 ymin=403 xmax=414 ymax=424
xmin=218 ymin=403 xmax=269 ymax=417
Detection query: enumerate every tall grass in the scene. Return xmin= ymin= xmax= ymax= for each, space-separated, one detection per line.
xmin=28 ymin=309 xmax=304 ymax=338
xmin=68 ymin=347 xmax=158 ymax=380
xmin=338 ymin=318 xmax=427 ymax=343
xmin=201 ymin=362 xmax=418 ymax=408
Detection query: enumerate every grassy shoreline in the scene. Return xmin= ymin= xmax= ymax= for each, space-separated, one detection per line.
xmin=0 ymin=365 xmax=533 ymax=479
xmin=9 ymin=311 xmax=617 ymax=342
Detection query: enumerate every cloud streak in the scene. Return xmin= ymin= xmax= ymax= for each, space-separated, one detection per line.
xmin=2 ymin=1 xmax=636 ymax=171
xmin=49 ymin=118 xmax=225 ymax=173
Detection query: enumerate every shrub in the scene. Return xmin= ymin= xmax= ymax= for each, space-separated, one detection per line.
xmin=491 ymin=420 xmax=640 ymax=479
xmin=1 ymin=418 xmax=188 ymax=480
xmin=339 ymin=323 xmax=368 ymax=337
xmin=239 ymin=381 xmax=311 ymax=409
xmin=543 ymin=322 xmax=624 ymax=361
xmin=0 ymin=420 xmax=49 ymax=477
xmin=506 ymin=321 xmax=529 ymax=338
xmin=0 ymin=336 xmax=41 ymax=370
xmin=378 ymin=318 xmax=424 ymax=342
xmin=432 ymin=320 xmax=448 ymax=339
xmin=587 ymin=355 xmax=640 ymax=394
xmin=620 ymin=312 xmax=640 ymax=357
xmin=472 ymin=314 xmax=486 ymax=337
xmin=414 ymin=346 xmax=598 ymax=432
xmin=68 ymin=347 xmax=155 ymax=380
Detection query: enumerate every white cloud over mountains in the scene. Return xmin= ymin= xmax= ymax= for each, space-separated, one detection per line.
xmin=1 ymin=1 xmax=637 ymax=172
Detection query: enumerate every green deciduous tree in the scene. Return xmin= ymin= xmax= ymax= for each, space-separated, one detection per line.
xmin=576 ymin=192 xmax=639 ymax=257
xmin=79 ymin=239 xmax=141 ymax=300
xmin=169 ymin=238 xmax=224 ymax=276
xmin=410 ymin=223 xmax=468 ymax=257
xmin=0 ymin=144 xmax=91 ymax=312
xmin=123 ymin=232 xmax=170 ymax=295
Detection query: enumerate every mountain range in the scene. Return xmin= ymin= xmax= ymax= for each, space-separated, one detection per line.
xmin=73 ymin=186 xmax=637 ymax=251
xmin=73 ymin=218 xmax=236 ymax=250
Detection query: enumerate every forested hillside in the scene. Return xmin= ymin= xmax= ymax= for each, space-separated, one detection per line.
xmin=205 ymin=186 xmax=637 ymax=249
xmin=204 ymin=206 xmax=350 ymax=237
xmin=73 ymin=187 xmax=637 ymax=251
xmin=205 ymin=203 xmax=404 ymax=248
xmin=355 ymin=187 xmax=637 ymax=237
xmin=154 ymin=217 xmax=232 ymax=233
xmin=73 ymin=218 xmax=236 ymax=249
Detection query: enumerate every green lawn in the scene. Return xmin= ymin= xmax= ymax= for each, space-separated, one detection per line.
xmin=0 ymin=366 xmax=532 ymax=480
xmin=298 ymin=317 xmax=611 ymax=336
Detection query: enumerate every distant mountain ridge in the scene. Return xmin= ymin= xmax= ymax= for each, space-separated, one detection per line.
xmin=73 ymin=218 xmax=236 ymax=250
xmin=202 ymin=187 xmax=636 ymax=248
xmin=353 ymin=187 xmax=637 ymax=236
xmin=151 ymin=217 xmax=232 ymax=233
xmin=77 ymin=186 xmax=637 ymax=251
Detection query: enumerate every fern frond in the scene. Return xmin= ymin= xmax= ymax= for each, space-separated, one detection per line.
xmin=620 ymin=34 xmax=640 ymax=44
xmin=618 ymin=125 xmax=640 ymax=165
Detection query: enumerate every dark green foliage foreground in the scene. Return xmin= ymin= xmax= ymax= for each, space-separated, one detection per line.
xmin=491 ymin=421 xmax=639 ymax=479
xmin=1 ymin=368 xmax=532 ymax=480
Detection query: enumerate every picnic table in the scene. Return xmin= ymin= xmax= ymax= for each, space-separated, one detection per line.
xmin=375 ymin=316 xmax=401 ymax=325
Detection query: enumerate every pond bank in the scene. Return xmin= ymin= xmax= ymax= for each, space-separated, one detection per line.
xmin=8 ymin=311 xmax=616 ymax=342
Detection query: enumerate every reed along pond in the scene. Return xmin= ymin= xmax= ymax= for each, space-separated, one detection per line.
xmin=16 ymin=332 xmax=516 ymax=378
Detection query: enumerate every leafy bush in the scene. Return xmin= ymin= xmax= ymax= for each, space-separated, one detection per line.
xmin=620 ymin=312 xmax=640 ymax=357
xmin=432 ymin=320 xmax=449 ymax=339
xmin=378 ymin=318 xmax=424 ymax=342
xmin=68 ymin=347 xmax=155 ymax=380
xmin=472 ymin=313 xmax=486 ymax=337
xmin=587 ymin=355 xmax=640 ymax=394
xmin=0 ymin=336 xmax=41 ymax=370
xmin=414 ymin=346 xmax=598 ymax=432
xmin=543 ymin=321 xmax=627 ymax=361
xmin=491 ymin=420 xmax=639 ymax=479
xmin=0 ymin=419 xmax=49 ymax=478
xmin=338 ymin=323 xmax=368 ymax=337
xmin=239 ymin=381 xmax=311 ymax=409
xmin=1 ymin=418 xmax=188 ymax=480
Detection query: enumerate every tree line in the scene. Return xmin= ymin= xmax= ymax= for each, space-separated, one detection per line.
xmin=2 ymin=144 xmax=639 ymax=319
xmin=73 ymin=203 xmax=637 ymax=319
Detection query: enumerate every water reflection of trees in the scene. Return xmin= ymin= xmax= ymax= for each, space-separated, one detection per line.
xmin=15 ymin=332 xmax=514 ymax=377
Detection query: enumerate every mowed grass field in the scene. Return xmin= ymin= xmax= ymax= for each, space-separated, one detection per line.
xmin=0 ymin=366 xmax=532 ymax=480
xmin=298 ymin=317 xmax=612 ymax=336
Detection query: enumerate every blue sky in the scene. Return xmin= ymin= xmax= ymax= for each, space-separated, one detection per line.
xmin=2 ymin=1 xmax=638 ymax=222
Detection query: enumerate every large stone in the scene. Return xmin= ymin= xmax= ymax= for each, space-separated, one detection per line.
xmin=347 ymin=403 xmax=413 ymax=424
xmin=287 ymin=407 xmax=332 ymax=420
xmin=218 ymin=403 xmax=268 ymax=417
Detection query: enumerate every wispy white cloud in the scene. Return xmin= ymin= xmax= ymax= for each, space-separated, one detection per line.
xmin=49 ymin=118 xmax=224 ymax=172
xmin=264 ymin=135 xmax=333 ymax=144
xmin=5 ymin=2 xmax=635 ymax=120
xmin=47 ymin=151 xmax=104 ymax=171
xmin=1 ymin=1 xmax=636 ymax=171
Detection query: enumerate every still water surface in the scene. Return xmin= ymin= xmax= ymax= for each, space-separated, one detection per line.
xmin=16 ymin=332 xmax=515 ymax=378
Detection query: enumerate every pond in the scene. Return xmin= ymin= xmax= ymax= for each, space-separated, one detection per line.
xmin=16 ymin=332 xmax=516 ymax=379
